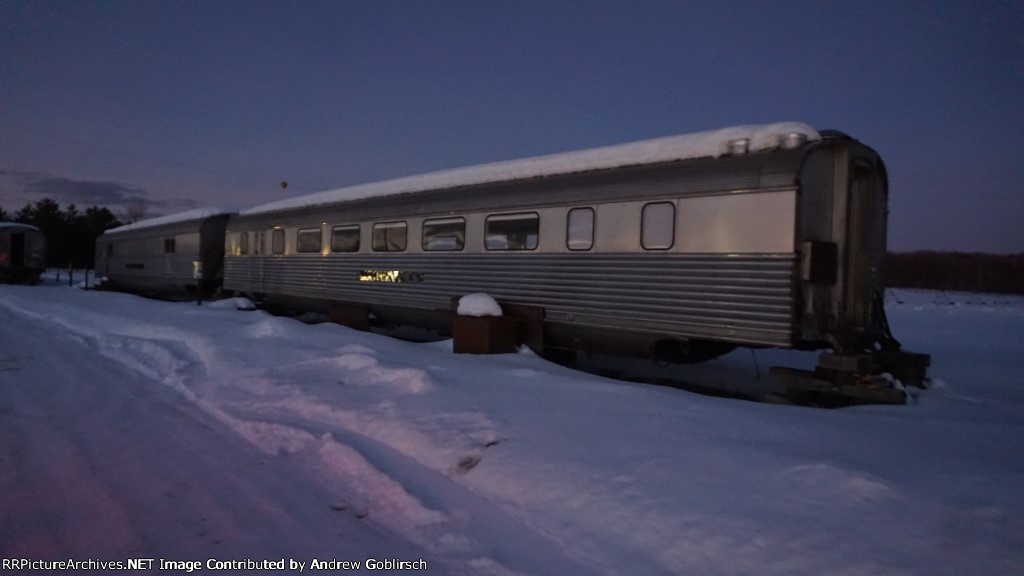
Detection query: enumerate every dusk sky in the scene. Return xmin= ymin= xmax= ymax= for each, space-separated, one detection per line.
xmin=1 ymin=1 xmax=1021 ymax=253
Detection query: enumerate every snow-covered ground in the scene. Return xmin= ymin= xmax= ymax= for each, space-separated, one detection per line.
xmin=1 ymin=277 xmax=1022 ymax=575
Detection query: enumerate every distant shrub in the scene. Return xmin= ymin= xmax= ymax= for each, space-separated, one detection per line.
xmin=886 ymin=252 xmax=1024 ymax=294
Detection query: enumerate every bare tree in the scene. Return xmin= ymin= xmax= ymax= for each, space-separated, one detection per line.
xmin=121 ymin=197 xmax=148 ymax=224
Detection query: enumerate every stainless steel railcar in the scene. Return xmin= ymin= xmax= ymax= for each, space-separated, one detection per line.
xmin=222 ymin=124 xmax=912 ymax=370
xmin=95 ymin=209 xmax=234 ymax=298
xmin=0 ymin=222 xmax=46 ymax=284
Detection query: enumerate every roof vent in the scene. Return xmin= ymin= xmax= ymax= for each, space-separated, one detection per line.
xmin=727 ymin=138 xmax=750 ymax=156
xmin=780 ymin=132 xmax=808 ymax=150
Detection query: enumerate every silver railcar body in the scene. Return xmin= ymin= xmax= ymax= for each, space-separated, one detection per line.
xmin=0 ymin=222 xmax=46 ymax=284
xmin=224 ymin=129 xmax=891 ymax=360
xmin=96 ymin=211 xmax=233 ymax=298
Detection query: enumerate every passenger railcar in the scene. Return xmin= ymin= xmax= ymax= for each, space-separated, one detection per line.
xmin=0 ymin=222 xmax=46 ymax=284
xmin=96 ymin=208 xmax=234 ymax=298
xmin=221 ymin=122 xmax=909 ymax=368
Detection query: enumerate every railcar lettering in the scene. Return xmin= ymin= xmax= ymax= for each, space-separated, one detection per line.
xmin=359 ymin=269 xmax=424 ymax=283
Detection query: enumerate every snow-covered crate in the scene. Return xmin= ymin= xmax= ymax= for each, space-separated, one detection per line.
xmin=452 ymin=314 xmax=517 ymax=355
xmin=451 ymin=294 xmax=517 ymax=354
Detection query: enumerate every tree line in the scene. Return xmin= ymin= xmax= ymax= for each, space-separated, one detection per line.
xmin=1 ymin=198 xmax=122 ymax=269
xmin=886 ymin=251 xmax=1023 ymax=295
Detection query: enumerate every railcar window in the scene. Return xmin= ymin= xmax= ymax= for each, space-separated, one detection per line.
xmin=422 ymin=217 xmax=465 ymax=251
xmin=372 ymin=221 xmax=407 ymax=252
xmin=641 ymin=202 xmax=675 ymax=250
xmin=567 ymin=208 xmax=594 ymax=251
xmin=164 ymin=238 xmax=175 ymax=254
xmin=239 ymin=231 xmax=248 ymax=255
xmin=331 ymin=225 xmax=360 ymax=252
xmin=297 ymin=227 xmax=322 ymax=253
xmin=271 ymin=229 xmax=285 ymax=254
xmin=485 ymin=213 xmax=539 ymax=251
xmin=255 ymin=232 xmax=264 ymax=255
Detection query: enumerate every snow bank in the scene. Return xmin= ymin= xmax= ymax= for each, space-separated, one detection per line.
xmin=103 ymin=207 xmax=236 ymax=234
xmin=205 ymin=296 xmax=256 ymax=311
xmin=243 ymin=122 xmax=819 ymax=215
xmin=457 ymin=293 xmax=503 ymax=317
xmin=2 ymin=283 xmax=1022 ymax=575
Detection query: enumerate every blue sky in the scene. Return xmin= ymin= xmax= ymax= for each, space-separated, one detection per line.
xmin=1 ymin=0 xmax=1021 ymax=252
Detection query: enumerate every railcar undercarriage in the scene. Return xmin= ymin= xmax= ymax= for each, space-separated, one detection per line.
xmin=766 ymin=292 xmax=931 ymax=407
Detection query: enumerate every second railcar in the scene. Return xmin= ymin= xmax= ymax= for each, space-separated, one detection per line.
xmin=96 ymin=208 xmax=234 ymax=299
xmin=222 ymin=122 xmax=898 ymax=363
xmin=0 ymin=222 xmax=47 ymax=284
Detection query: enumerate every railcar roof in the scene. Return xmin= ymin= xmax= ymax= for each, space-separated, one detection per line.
xmin=103 ymin=207 xmax=236 ymax=235
xmin=243 ymin=121 xmax=819 ymax=216
xmin=0 ymin=222 xmax=41 ymax=231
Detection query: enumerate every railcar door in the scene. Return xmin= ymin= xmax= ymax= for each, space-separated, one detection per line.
xmin=841 ymin=160 xmax=887 ymax=348
xmin=254 ymin=231 xmax=266 ymax=293
xmin=11 ymin=232 xmax=25 ymax=268
xmin=163 ymin=236 xmax=174 ymax=275
xmin=102 ymin=242 xmax=112 ymax=274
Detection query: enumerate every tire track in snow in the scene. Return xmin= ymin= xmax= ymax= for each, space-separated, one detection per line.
xmin=227 ymin=404 xmax=603 ymax=576
xmin=0 ymin=302 xmax=413 ymax=563
xmin=210 ymin=349 xmax=604 ymax=575
xmin=39 ymin=321 xmax=526 ymax=573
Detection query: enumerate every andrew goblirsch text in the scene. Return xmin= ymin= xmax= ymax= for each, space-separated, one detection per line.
xmin=3 ymin=557 xmax=429 ymax=571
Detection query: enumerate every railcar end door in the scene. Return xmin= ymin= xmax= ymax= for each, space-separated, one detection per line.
xmin=11 ymin=232 xmax=25 ymax=268
xmin=842 ymin=161 xmax=887 ymax=345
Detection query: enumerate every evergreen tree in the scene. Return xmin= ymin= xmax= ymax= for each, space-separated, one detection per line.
xmin=8 ymin=198 xmax=122 ymax=268
xmin=83 ymin=206 xmax=121 ymax=233
xmin=14 ymin=202 xmax=34 ymax=223
xmin=78 ymin=206 xmax=122 ymax=267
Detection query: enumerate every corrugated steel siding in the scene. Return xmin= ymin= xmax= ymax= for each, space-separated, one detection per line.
xmin=103 ymin=253 xmax=199 ymax=287
xmin=226 ymin=253 xmax=797 ymax=347
xmin=98 ymin=215 xmax=231 ymax=290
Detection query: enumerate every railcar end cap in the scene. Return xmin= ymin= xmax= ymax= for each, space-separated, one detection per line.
xmin=727 ymin=138 xmax=750 ymax=155
xmin=818 ymin=129 xmax=852 ymax=140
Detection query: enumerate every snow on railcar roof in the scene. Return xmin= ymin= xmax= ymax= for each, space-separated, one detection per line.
xmin=243 ymin=122 xmax=818 ymax=216
xmin=104 ymin=207 xmax=237 ymax=235
xmin=0 ymin=222 xmax=41 ymax=231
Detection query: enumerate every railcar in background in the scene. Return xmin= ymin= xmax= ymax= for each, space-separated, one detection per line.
xmin=95 ymin=208 xmax=234 ymax=299
xmin=221 ymin=122 xmax=927 ymax=393
xmin=0 ymin=222 xmax=46 ymax=284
